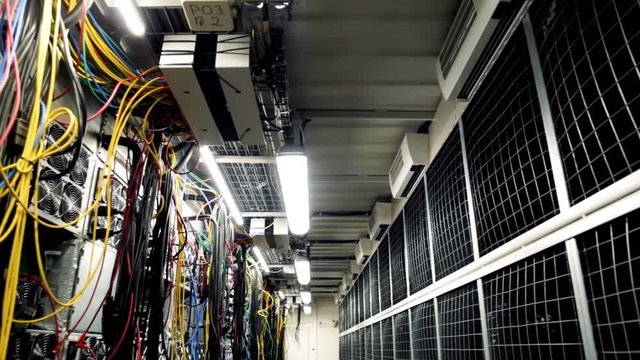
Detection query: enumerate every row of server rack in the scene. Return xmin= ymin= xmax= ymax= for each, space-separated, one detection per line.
xmin=339 ymin=0 xmax=640 ymax=359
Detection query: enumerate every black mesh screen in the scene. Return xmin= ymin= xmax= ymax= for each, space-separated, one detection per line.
xmin=364 ymin=325 xmax=372 ymax=360
xmin=372 ymin=321 xmax=382 ymax=360
xmin=340 ymin=335 xmax=346 ymax=359
xmin=530 ymin=0 xmax=640 ymax=205
xmin=370 ymin=251 xmax=381 ymax=315
xmin=427 ymin=125 xmax=474 ymax=279
xmin=438 ymin=282 xmax=485 ymax=360
xmin=378 ymin=235 xmax=392 ymax=311
xmin=577 ymin=208 xmax=640 ymax=359
xmin=405 ymin=180 xmax=433 ymax=293
xmin=381 ymin=317 xmax=394 ymax=359
xmin=359 ymin=328 xmax=366 ymax=360
xmin=462 ymin=26 xmax=560 ymax=256
xmin=394 ymin=311 xmax=411 ymax=359
xmin=357 ymin=276 xmax=364 ymax=324
xmin=411 ymin=300 xmax=438 ymax=359
xmin=390 ymin=214 xmax=408 ymax=303
xmin=363 ymin=264 xmax=371 ymax=320
xmin=483 ymin=244 xmax=584 ymax=359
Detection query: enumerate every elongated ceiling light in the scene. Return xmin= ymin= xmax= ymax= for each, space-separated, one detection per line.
xmin=116 ymin=0 xmax=146 ymax=36
xmin=276 ymin=145 xmax=310 ymax=235
xmin=199 ymin=146 xmax=243 ymax=225
xmin=294 ymin=255 xmax=310 ymax=285
xmin=300 ymin=291 xmax=311 ymax=305
xmin=252 ymin=247 xmax=270 ymax=274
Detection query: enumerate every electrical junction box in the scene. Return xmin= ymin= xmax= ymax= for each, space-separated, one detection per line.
xmin=250 ymin=218 xmax=290 ymax=250
xmin=181 ymin=0 xmax=234 ymax=32
xmin=355 ymin=238 xmax=379 ymax=265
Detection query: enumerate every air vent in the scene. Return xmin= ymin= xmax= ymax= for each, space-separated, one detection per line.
xmin=389 ymin=133 xmax=429 ymax=198
xmin=439 ymin=0 xmax=477 ymax=78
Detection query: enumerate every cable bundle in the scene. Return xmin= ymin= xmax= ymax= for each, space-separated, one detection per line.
xmin=0 ymin=2 xmax=284 ymax=359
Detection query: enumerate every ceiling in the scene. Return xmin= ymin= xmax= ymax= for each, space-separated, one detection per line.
xmin=281 ymin=0 xmax=460 ymax=297
xmin=129 ymin=0 xmax=460 ymax=298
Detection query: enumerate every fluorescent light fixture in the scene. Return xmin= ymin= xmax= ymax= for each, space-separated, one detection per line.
xmin=277 ymin=290 xmax=285 ymax=300
xmin=294 ymin=256 xmax=310 ymax=285
xmin=300 ymin=291 xmax=311 ymax=305
xmin=303 ymin=305 xmax=312 ymax=315
xmin=252 ymin=247 xmax=270 ymax=274
xmin=199 ymin=146 xmax=243 ymax=225
xmin=276 ymin=145 xmax=310 ymax=235
xmin=116 ymin=0 xmax=146 ymax=36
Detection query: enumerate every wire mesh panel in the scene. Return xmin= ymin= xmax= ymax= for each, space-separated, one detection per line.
xmin=393 ymin=310 xmax=412 ymax=360
xmin=359 ymin=328 xmax=366 ymax=360
xmin=405 ymin=179 xmax=433 ymax=293
xmin=350 ymin=331 xmax=358 ymax=360
xmin=483 ymin=244 xmax=585 ymax=359
xmin=411 ymin=300 xmax=438 ymax=360
xmin=390 ymin=214 xmax=408 ymax=304
xmin=577 ymin=209 xmax=640 ymax=359
xmin=378 ymin=234 xmax=393 ymax=311
xmin=364 ymin=325 xmax=372 ymax=360
xmin=427 ymin=125 xmax=474 ymax=279
xmin=530 ymin=0 xmax=640 ymax=205
xmin=381 ymin=317 xmax=394 ymax=359
xmin=438 ymin=282 xmax=485 ymax=360
xmin=363 ymin=264 xmax=371 ymax=320
xmin=356 ymin=276 xmax=363 ymax=324
xmin=462 ymin=27 xmax=560 ymax=256
xmin=370 ymin=251 xmax=381 ymax=315
xmin=372 ymin=321 xmax=382 ymax=360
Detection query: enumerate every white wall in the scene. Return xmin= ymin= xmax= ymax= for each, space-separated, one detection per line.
xmin=285 ymin=300 xmax=339 ymax=360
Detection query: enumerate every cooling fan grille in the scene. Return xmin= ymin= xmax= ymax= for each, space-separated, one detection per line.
xmin=60 ymin=183 xmax=82 ymax=223
xmin=37 ymin=169 xmax=63 ymax=215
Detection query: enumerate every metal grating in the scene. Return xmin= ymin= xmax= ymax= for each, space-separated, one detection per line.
xmin=363 ymin=264 xmax=372 ymax=320
xmin=358 ymin=275 xmax=365 ymax=323
xmin=405 ymin=180 xmax=433 ymax=293
xmin=364 ymin=325 xmax=372 ymax=360
xmin=378 ymin=234 xmax=392 ymax=311
xmin=577 ymin=209 xmax=640 ymax=359
xmin=483 ymin=244 xmax=584 ymax=359
xmin=381 ymin=317 xmax=394 ymax=360
xmin=393 ymin=310 xmax=412 ymax=360
xmin=370 ymin=251 xmax=381 ymax=316
xmin=462 ymin=27 xmax=560 ymax=256
xmin=358 ymin=328 xmax=366 ymax=360
xmin=390 ymin=214 xmax=408 ymax=304
xmin=372 ymin=321 xmax=382 ymax=360
xmin=438 ymin=282 xmax=485 ymax=360
xmin=530 ymin=0 xmax=640 ymax=205
xmin=411 ymin=300 xmax=438 ymax=360
xmin=218 ymin=162 xmax=284 ymax=213
xmin=427 ymin=125 xmax=474 ymax=279
xmin=458 ymin=0 xmax=528 ymax=99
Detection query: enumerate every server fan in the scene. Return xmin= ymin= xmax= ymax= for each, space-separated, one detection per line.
xmin=37 ymin=169 xmax=62 ymax=215
xmin=8 ymin=333 xmax=31 ymax=360
xmin=70 ymin=148 xmax=89 ymax=186
xmin=31 ymin=334 xmax=57 ymax=359
xmin=60 ymin=183 xmax=82 ymax=223
xmin=79 ymin=337 xmax=106 ymax=359
xmin=45 ymin=124 xmax=69 ymax=172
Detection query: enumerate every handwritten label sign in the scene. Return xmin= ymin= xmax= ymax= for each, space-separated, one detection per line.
xmin=182 ymin=0 xmax=234 ymax=32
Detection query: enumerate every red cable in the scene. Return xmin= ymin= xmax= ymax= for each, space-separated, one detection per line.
xmin=0 ymin=6 xmax=22 ymax=147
